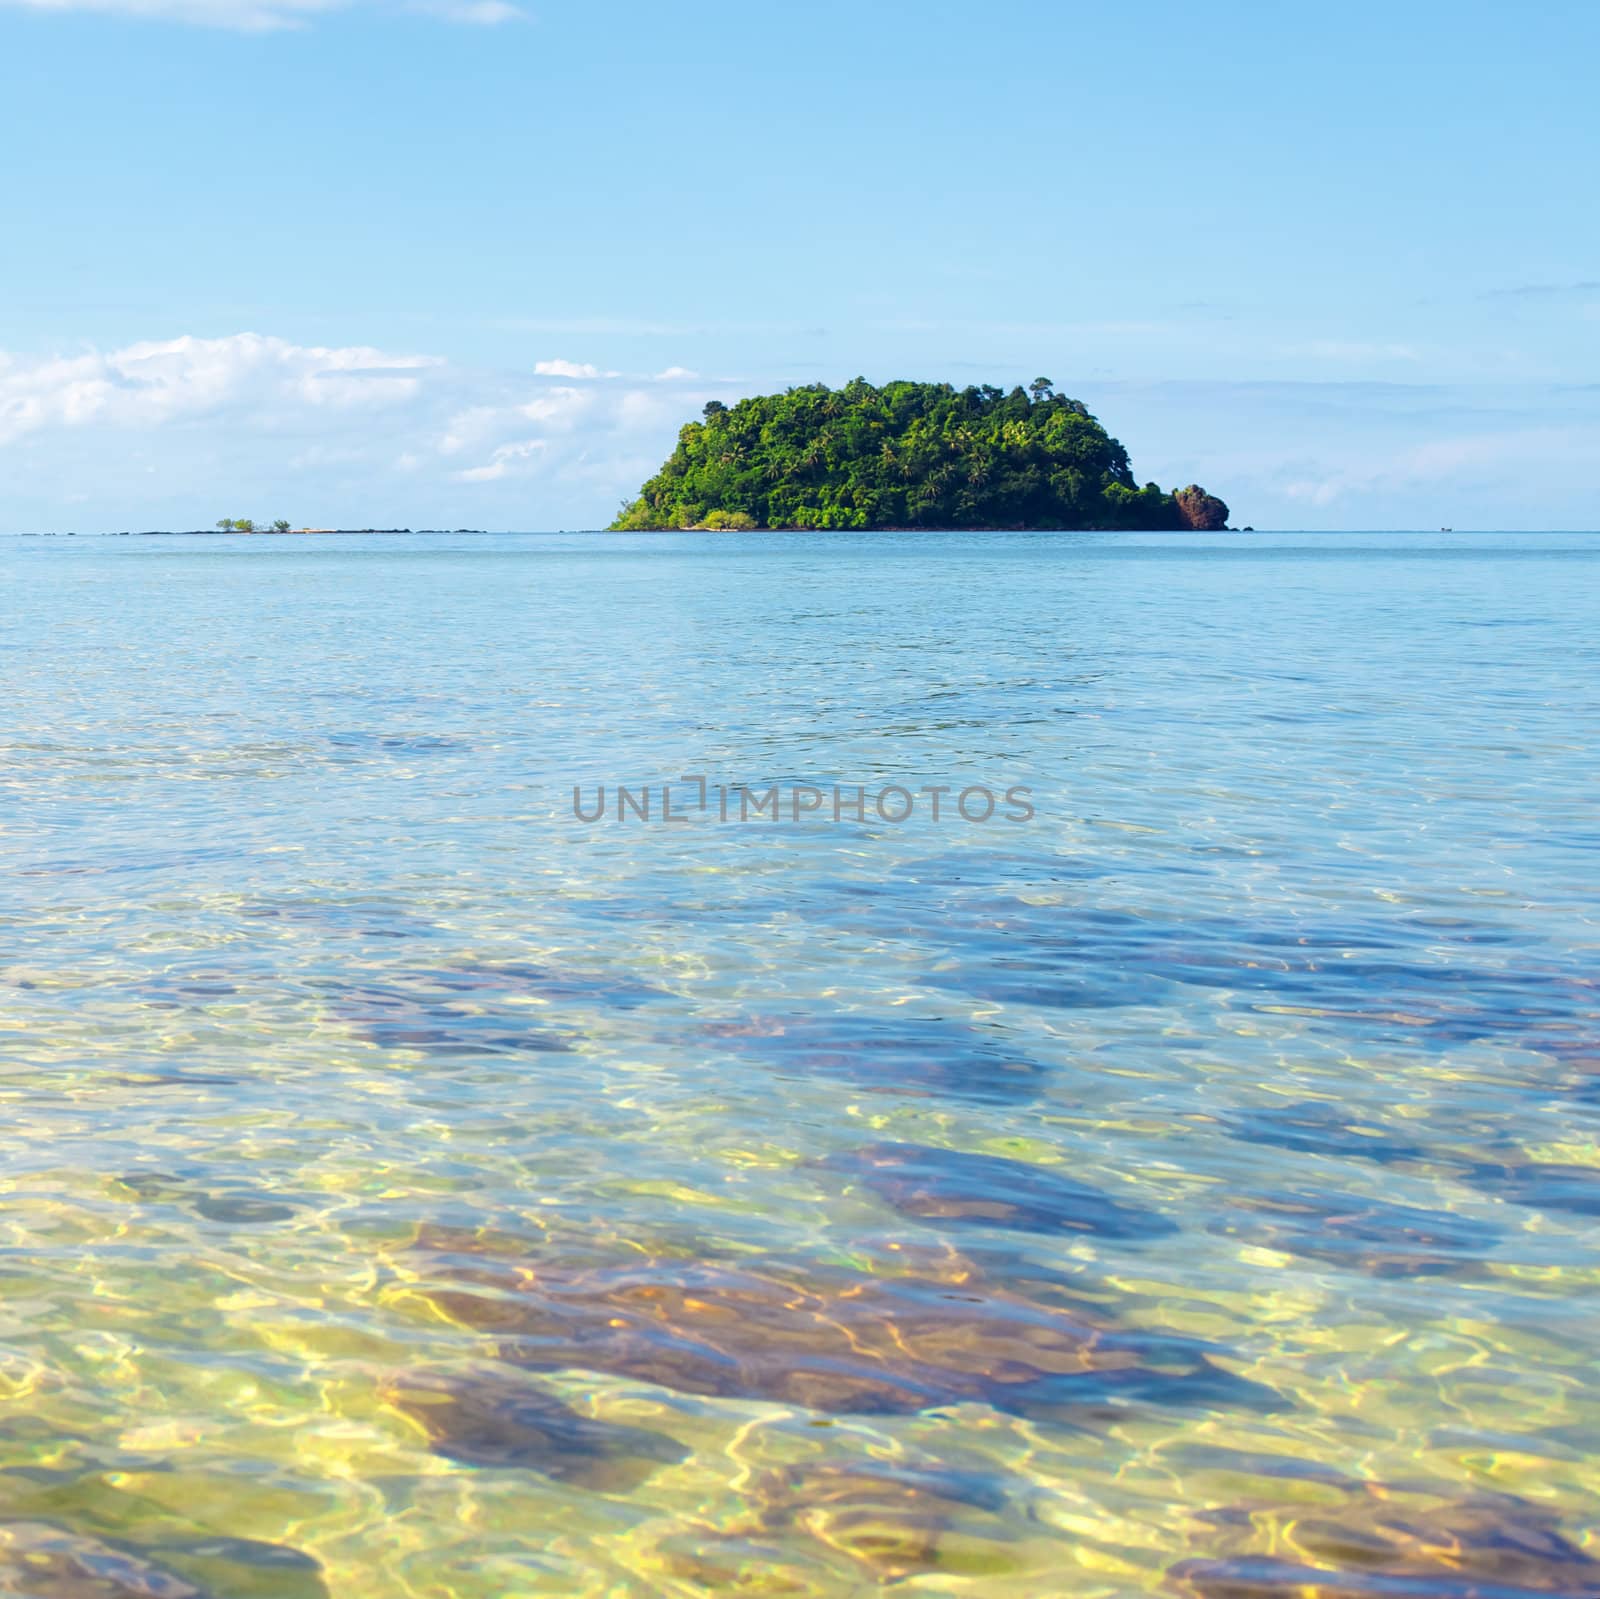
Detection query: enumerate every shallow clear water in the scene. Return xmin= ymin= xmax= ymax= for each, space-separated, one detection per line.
xmin=2 ymin=529 xmax=1598 ymax=1597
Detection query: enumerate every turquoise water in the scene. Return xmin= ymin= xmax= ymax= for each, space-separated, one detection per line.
xmin=2 ymin=529 xmax=1598 ymax=1597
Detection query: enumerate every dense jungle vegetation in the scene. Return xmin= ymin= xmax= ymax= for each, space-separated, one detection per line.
xmin=613 ymin=378 xmax=1228 ymax=531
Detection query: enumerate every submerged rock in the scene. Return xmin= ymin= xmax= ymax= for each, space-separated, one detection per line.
xmin=920 ymin=948 xmax=1170 ymax=1011
xmin=821 ymin=1142 xmax=1177 ymax=1239
xmin=654 ymin=1460 xmax=1018 ymax=1589
xmin=0 ymin=1523 xmax=201 ymax=1599
xmin=0 ymin=1522 xmax=327 ymax=1599
xmin=739 ymin=1461 xmax=1018 ymax=1581
xmin=327 ymin=959 xmax=667 ymax=1057
xmin=1467 ymin=1161 xmax=1600 ymax=1218
xmin=419 ymin=961 xmax=670 ymax=1009
xmin=232 ymin=896 xmax=440 ymax=941
xmin=910 ymin=902 xmax=1595 ymax=1055
xmin=325 ymin=731 xmax=470 ymax=755
xmin=1170 ymin=1483 xmax=1599 ymax=1597
xmin=694 ymin=1014 xmax=1050 ymax=1105
xmin=381 ymin=1367 xmax=685 ymax=1489
xmin=328 ymin=979 xmax=576 ymax=1056
xmin=111 ymin=1173 xmax=298 ymax=1227
xmin=188 ymin=1195 xmax=296 ymax=1225
xmin=399 ymin=1228 xmax=1269 ymax=1419
xmin=1210 ymin=1192 xmax=1499 ymax=1276
xmin=1215 ymin=1102 xmax=1430 ymax=1167
xmin=156 ymin=1539 xmax=326 ymax=1599
xmin=127 ymin=971 xmax=242 ymax=1008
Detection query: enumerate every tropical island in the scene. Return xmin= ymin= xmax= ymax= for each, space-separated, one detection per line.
xmin=612 ymin=378 xmax=1230 ymax=532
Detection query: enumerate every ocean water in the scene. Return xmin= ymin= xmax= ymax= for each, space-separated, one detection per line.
xmin=2 ymin=529 xmax=1598 ymax=1598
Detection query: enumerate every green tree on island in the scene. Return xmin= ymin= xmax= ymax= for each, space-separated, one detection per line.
xmin=273 ymin=519 xmax=292 ymax=532
xmin=612 ymin=378 xmax=1229 ymax=531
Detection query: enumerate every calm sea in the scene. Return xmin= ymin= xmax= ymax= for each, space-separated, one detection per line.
xmin=2 ymin=530 xmax=1598 ymax=1597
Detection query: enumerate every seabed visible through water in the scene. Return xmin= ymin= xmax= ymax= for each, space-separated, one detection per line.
xmin=2 ymin=530 xmax=1598 ymax=1596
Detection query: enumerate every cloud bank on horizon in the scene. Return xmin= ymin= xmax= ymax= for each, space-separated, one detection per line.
xmin=0 ymin=332 xmax=739 ymax=530
xmin=2 ymin=330 xmax=1596 ymax=533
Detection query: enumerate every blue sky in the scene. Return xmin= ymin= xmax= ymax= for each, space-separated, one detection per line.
xmin=1 ymin=0 xmax=1595 ymax=531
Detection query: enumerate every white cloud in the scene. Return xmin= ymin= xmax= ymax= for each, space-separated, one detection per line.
xmin=1069 ymin=378 xmax=1600 ymax=531
xmin=652 ymin=365 xmax=698 ymax=381
xmin=409 ymin=0 xmax=517 ymax=19
xmin=1278 ymin=425 xmax=1600 ymax=508
xmin=0 ymin=0 xmax=518 ymax=25
xmin=1280 ymin=339 xmax=1421 ymax=363
xmin=1483 ymin=280 xmax=1600 ymax=301
xmin=0 ymin=332 xmax=735 ymax=530
xmin=532 ymin=359 xmax=618 ymax=380
xmin=438 ymin=378 xmax=709 ymax=484
xmin=456 ymin=438 xmax=547 ymax=481
xmin=0 ymin=333 xmax=439 ymax=444
xmin=1282 ymin=478 xmax=1341 ymax=506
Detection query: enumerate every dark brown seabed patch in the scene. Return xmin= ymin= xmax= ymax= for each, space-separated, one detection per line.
xmin=1169 ymin=1481 xmax=1600 ymax=1598
xmin=381 ymin=1366 xmax=686 ymax=1490
xmin=661 ymin=1461 xmax=1022 ymax=1586
xmin=396 ymin=1228 xmax=1274 ymax=1419
xmin=820 ymin=1142 xmax=1178 ymax=1239
xmin=0 ymin=1522 xmax=328 ymax=1599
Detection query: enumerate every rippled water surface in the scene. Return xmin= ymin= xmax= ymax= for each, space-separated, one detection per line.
xmin=3 ymin=530 xmax=1599 ymax=1597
